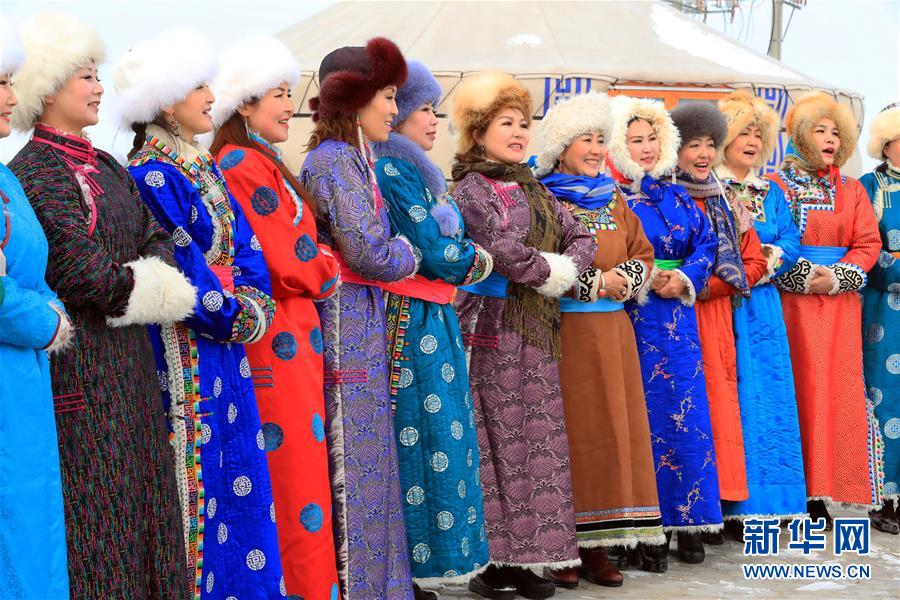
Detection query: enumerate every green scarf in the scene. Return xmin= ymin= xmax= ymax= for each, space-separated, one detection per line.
xmin=452 ymin=157 xmax=564 ymax=359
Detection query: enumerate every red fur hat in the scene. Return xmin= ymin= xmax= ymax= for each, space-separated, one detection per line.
xmin=309 ymin=37 xmax=407 ymax=122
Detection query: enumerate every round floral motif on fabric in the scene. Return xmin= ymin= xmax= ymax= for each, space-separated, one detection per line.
xmin=431 ymin=452 xmax=449 ymax=472
xmin=406 ymin=486 xmax=425 ymax=505
xmin=251 ymin=186 xmax=280 ymax=216
xmin=300 ymin=503 xmax=324 ymax=532
xmin=220 ymin=149 xmax=245 ymax=170
xmin=461 ymin=537 xmax=470 ymax=557
xmin=172 ymin=226 xmax=192 ymax=247
xmin=295 ymin=233 xmax=319 ymax=261
xmin=233 ymin=475 xmax=253 ymax=496
xmin=420 ymin=334 xmax=438 ymax=354
xmin=256 ymin=428 xmax=265 ymax=450
xmin=227 ymin=403 xmax=237 ymax=423
xmin=262 ymin=422 xmax=285 ymax=451
xmin=200 ymin=423 xmax=212 ymax=445
xmin=450 ymin=420 xmax=464 ymax=440
xmin=467 ymin=449 xmax=473 ymax=467
xmin=408 ymin=205 xmax=427 ymax=223
xmin=270 ymin=502 xmax=276 ymax=523
xmin=436 ymin=511 xmax=454 ymax=530
xmin=441 ymin=363 xmax=455 ymax=383
xmin=884 ymin=418 xmax=900 ymax=440
xmin=865 ymin=324 xmax=885 ymax=344
xmin=888 ymin=229 xmax=900 ymax=250
xmin=412 ymin=543 xmax=431 ymax=564
xmin=424 ymin=394 xmax=442 ymax=413
xmin=214 ymin=376 xmax=223 ymax=397
xmin=458 ymin=480 xmax=466 ymax=498
xmin=240 ymin=357 xmax=252 ymax=378
xmin=272 ymin=332 xmax=297 ymax=360
xmin=250 ymin=235 xmax=263 ymax=251
xmin=203 ymin=290 xmax=224 ymax=312
xmin=144 ymin=170 xmax=165 ymax=188
xmin=444 ymin=244 xmax=460 ymax=262
xmin=468 ymin=506 xmax=477 ymax=524
xmin=217 ymin=522 xmax=228 ymax=544
xmin=869 ymin=387 xmax=883 ymax=406
xmin=309 ymin=327 xmax=324 ymax=354
xmin=246 ymin=549 xmax=267 ymax=570
xmin=190 ymin=205 xmax=199 ymax=224
xmin=399 ymin=427 xmax=419 ymax=446
xmin=398 ymin=368 xmax=414 ymax=388
xmin=158 ymin=371 xmax=168 ymax=391
xmin=384 ymin=162 xmax=401 ymax=177
xmin=887 ymin=354 xmax=900 ymax=375
xmin=207 ymin=497 xmax=217 ymax=519
xmin=206 ymin=571 xmax=214 ymax=593
xmin=888 ymin=293 xmax=900 ymax=311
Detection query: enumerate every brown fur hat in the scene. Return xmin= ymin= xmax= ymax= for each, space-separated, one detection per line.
xmin=449 ymin=72 xmax=531 ymax=156
xmin=309 ymin=37 xmax=407 ymax=122
xmin=717 ymin=91 xmax=780 ymax=168
xmin=867 ymin=101 xmax=900 ymax=160
xmin=784 ymin=91 xmax=857 ymax=169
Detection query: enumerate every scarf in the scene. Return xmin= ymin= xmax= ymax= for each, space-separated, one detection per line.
xmin=452 ymin=158 xmax=564 ymax=359
xmin=676 ymin=168 xmax=750 ymax=299
xmin=32 ymin=123 xmax=102 ymax=236
xmin=539 ymin=172 xmax=616 ymax=211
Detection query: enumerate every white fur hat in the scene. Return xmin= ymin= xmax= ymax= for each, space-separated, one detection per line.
xmin=1 ymin=16 xmax=24 ymax=76
xmin=11 ymin=12 xmax=106 ymax=132
xmin=210 ymin=35 xmax=300 ymax=128
xmin=867 ymin=101 xmax=900 ymax=161
xmin=534 ymin=92 xmax=613 ymax=178
xmin=608 ymin=95 xmax=680 ymax=187
xmin=113 ymin=28 xmax=216 ymax=126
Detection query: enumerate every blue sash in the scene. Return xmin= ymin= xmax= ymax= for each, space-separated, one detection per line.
xmin=559 ymin=296 xmax=624 ymax=313
xmin=799 ymin=245 xmax=848 ymax=265
xmin=460 ymin=272 xmax=509 ymax=298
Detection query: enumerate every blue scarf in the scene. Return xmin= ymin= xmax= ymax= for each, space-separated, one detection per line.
xmin=540 ymin=172 xmax=616 ymax=210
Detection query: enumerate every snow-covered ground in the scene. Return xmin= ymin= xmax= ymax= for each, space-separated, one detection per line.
xmin=434 ymin=508 xmax=900 ymax=599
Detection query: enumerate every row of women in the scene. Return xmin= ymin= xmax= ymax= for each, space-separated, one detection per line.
xmin=1 ymin=10 xmax=897 ymax=600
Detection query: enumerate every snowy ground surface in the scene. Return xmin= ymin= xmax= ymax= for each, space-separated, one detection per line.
xmin=430 ymin=508 xmax=900 ymax=599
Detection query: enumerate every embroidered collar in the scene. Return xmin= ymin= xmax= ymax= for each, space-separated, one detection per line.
xmin=714 ymin=163 xmax=769 ymax=191
xmin=250 ymin=132 xmax=283 ymax=161
xmin=145 ymin=124 xmax=213 ymax=179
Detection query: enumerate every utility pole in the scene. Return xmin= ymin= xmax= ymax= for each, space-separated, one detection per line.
xmin=768 ymin=0 xmax=784 ymax=59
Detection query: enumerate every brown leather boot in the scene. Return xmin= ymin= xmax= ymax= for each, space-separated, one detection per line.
xmin=578 ymin=547 xmax=624 ymax=587
xmin=544 ymin=566 xmax=579 ymax=589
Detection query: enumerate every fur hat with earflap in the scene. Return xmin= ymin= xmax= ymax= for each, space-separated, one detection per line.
xmin=607 ymin=95 xmax=680 ymax=189
xmin=449 ymin=71 xmax=531 ymax=157
xmin=309 ymin=37 xmax=407 ymax=123
xmin=717 ymin=91 xmax=780 ymax=168
xmin=783 ymin=91 xmax=858 ymax=170
xmin=867 ymin=101 xmax=900 ymax=162
xmin=533 ymin=92 xmax=613 ymax=178
xmin=210 ymin=35 xmax=300 ymax=129
xmin=0 ymin=16 xmax=25 ymax=76
xmin=670 ymin=101 xmax=728 ymax=152
xmin=11 ymin=12 xmax=106 ymax=132
xmin=394 ymin=60 xmax=441 ymax=126
xmin=113 ymin=28 xmax=216 ymax=127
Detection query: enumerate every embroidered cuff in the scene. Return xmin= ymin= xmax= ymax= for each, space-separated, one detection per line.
xmin=829 ymin=262 xmax=867 ymax=294
xmin=776 ymin=257 xmax=815 ymax=294
xmin=231 ymin=285 xmax=276 ymax=344
xmin=672 ymin=268 xmax=697 ymax=306
xmin=462 ymin=243 xmax=493 ymax=286
xmin=573 ymin=266 xmax=603 ymax=302
xmin=612 ymin=259 xmax=648 ymax=302
xmin=757 ymin=244 xmax=784 ymax=286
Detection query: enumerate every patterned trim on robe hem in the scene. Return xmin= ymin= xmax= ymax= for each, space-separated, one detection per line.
xmin=776 ymin=257 xmax=815 ymax=293
xmin=867 ymin=395 xmax=886 ymax=507
xmin=806 ymin=497 xmax=883 ymax=511
xmin=161 ymin=322 xmax=204 ymax=600
xmin=723 ymin=512 xmax=808 ymax=522
xmin=574 ymin=505 xmax=665 ymax=548
xmin=577 ymin=531 xmax=668 ymax=550
xmin=829 ymin=262 xmax=867 ymax=294
xmin=662 ymin=523 xmax=724 ymax=533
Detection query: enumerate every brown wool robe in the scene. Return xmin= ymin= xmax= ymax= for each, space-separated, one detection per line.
xmin=558 ymin=195 xmax=667 ymax=548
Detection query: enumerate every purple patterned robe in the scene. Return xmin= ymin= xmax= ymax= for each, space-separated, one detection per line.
xmin=452 ymin=172 xmax=596 ymax=567
xmin=300 ymin=140 xmax=417 ymax=599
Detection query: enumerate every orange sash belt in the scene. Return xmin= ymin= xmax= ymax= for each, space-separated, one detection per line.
xmin=332 ymin=251 xmax=457 ymax=305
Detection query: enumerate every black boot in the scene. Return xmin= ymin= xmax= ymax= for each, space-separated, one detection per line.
xmin=724 ymin=520 xmax=744 ymax=542
xmin=870 ymin=499 xmax=899 ymax=535
xmin=510 ymin=567 xmax=556 ymax=600
xmin=468 ymin=565 xmax=517 ymax=600
xmin=807 ymin=499 xmax=834 ymax=531
xmin=676 ymin=531 xmax=705 ymax=564
xmin=634 ymin=542 xmax=668 ymax=573
xmin=413 ymin=583 xmax=438 ymax=600
xmin=702 ymin=530 xmax=724 ymax=545
xmin=606 ymin=545 xmax=630 ymax=569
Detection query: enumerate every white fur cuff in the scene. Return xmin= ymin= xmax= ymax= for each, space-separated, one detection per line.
xmin=635 ymin=264 xmax=660 ymax=306
xmin=46 ymin=305 xmax=73 ymax=354
xmin=673 ymin=269 xmax=697 ymax=306
xmin=107 ymin=256 xmax=197 ymax=327
xmin=536 ymin=252 xmax=579 ymax=298
xmin=756 ymin=244 xmax=784 ymax=286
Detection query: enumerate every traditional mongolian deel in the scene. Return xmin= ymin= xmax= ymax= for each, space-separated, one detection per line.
xmin=452 ymin=167 xmax=596 ymax=568
xmin=300 ymin=138 xmax=418 ymax=599
xmin=10 ymin=125 xmax=189 ymax=599
xmin=621 ymin=176 xmax=724 ymax=532
xmin=547 ymin=177 xmax=666 ymax=549
xmin=861 ymin=161 xmax=900 ymax=501
xmin=0 ymin=162 xmax=69 ymax=599
xmin=373 ymin=132 xmax=492 ymax=582
xmin=217 ymin=136 xmax=341 ymax=600
xmin=129 ymin=125 xmax=284 ymax=599
xmin=716 ymin=165 xmax=808 ymax=520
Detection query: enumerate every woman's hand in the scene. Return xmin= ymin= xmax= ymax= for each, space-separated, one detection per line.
xmin=808 ymin=266 xmax=834 ymax=294
xmin=602 ymin=269 xmax=628 ymax=301
xmin=656 ymin=273 xmax=688 ymax=299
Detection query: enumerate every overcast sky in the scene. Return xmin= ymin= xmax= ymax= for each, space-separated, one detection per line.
xmin=1 ymin=0 xmax=897 ymax=171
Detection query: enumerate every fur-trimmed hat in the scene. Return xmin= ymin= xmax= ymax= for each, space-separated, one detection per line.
xmin=717 ymin=90 xmax=779 ymax=168
xmin=309 ymin=37 xmax=407 ymax=122
xmin=1 ymin=16 xmax=24 ymax=76
xmin=11 ymin=12 xmax=106 ymax=132
xmin=671 ymin=101 xmax=728 ymax=150
xmin=533 ymin=92 xmax=613 ymax=178
xmin=449 ymin=71 xmax=531 ymax=156
xmin=784 ymin=91 xmax=857 ymax=169
xmin=395 ymin=60 xmax=441 ymax=126
xmin=608 ymin=95 xmax=680 ymax=186
xmin=113 ymin=28 xmax=216 ymax=127
xmin=867 ymin=101 xmax=900 ymax=161
xmin=210 ymin=35 xmax=300 ymax=128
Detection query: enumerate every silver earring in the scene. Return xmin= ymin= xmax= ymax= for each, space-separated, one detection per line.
xmin=166 ymin=116 xmax=180 ymax=137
